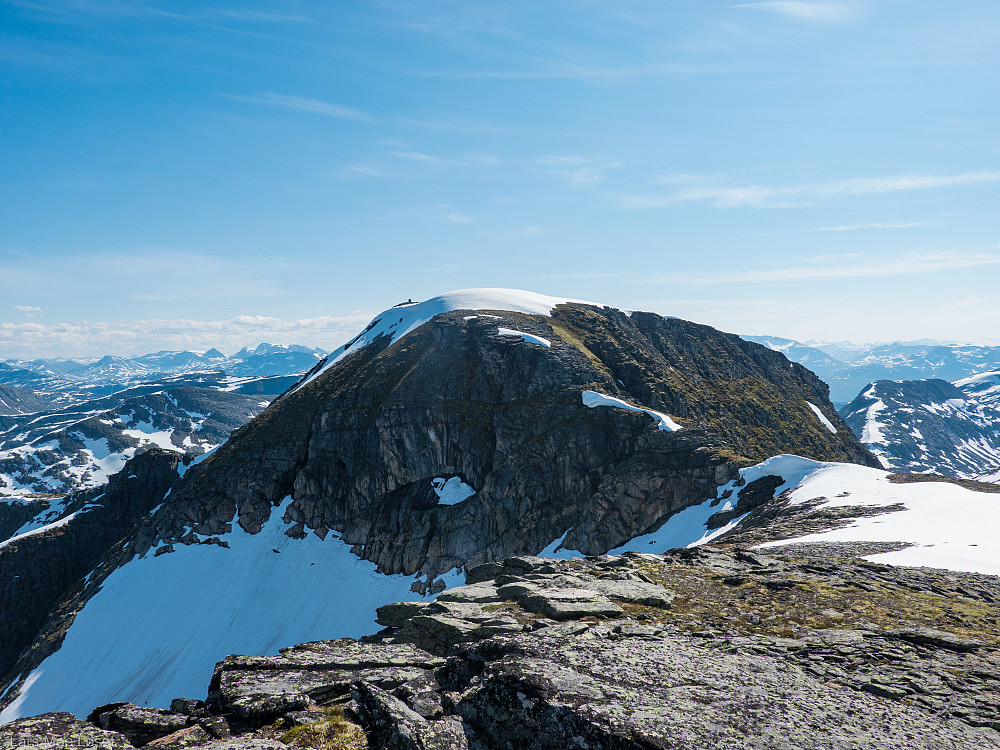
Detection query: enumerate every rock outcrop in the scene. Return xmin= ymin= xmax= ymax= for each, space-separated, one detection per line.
xmin=5 ymin=547 xmax=997 ymax=749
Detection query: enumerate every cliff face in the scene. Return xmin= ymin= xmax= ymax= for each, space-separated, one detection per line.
xmin=130 ymin=305 xmax=873 ymax=581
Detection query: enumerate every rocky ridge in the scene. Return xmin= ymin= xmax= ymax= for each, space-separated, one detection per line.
xmin=4 ymin=546 xmax=998 ymax=749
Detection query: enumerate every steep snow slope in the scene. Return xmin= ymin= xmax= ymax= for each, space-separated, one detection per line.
xmin=840 ymin=375 xmax=1000 ymax=479
xmin=0 ymin=496 xmax=458 ymax=722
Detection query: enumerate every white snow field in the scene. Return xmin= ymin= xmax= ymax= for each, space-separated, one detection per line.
xmin=539 ymin=453 xmax=1000 ymax=577
xmin=0 ymin=498 xmax=461 ymax=723
xmin=295 ymin=289 xmax=593 ymax=391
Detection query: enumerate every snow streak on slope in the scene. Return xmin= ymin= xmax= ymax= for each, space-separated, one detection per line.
xmin=0 ymin=498 xmax=460 ymax=722
xmin=806 ymin=402 xmax=838 ymax=434
xmin=581 ymin=391 xmax=682 ymax=431
xmin=295 ymin=289 xmax=593 ymax=391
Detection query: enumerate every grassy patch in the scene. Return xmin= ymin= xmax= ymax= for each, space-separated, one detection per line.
xmin=621 ymin=562 xmax=1000 ymax=645
xmin=281 ymin=707 xmax=366 ymax=750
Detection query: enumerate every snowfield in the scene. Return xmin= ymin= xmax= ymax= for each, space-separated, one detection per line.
xmin=541 ymin=454 xmax=1000 ymax=577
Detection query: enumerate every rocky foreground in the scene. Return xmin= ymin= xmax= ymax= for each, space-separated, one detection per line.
xmin=3 ymin=545 xmax=999 ymax=749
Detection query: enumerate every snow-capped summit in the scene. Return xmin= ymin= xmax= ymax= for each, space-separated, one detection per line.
xmin=296 ymin=288 xmax=595 ymax=391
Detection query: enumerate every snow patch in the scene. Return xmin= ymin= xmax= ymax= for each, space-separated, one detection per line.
xmin=496 ymin=328 xmax=551 ymax=347
xmin=431 ymin=477 xmax=476 ymax=506
xmin=582 ymin=391 xmax=681 ymax=431
xmin=755 ymin=463 xmax=1000 ymax=576
xmin=1 ymin=496 xmax=457 ymax=720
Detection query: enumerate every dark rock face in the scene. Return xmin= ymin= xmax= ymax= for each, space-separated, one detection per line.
xmin=0 ymin=450 xmax=180 ymax=681
xmin=127 ymin=305 xmax=874 ymax=582
xmin=9 ymin=548 xmax=998 ymax=749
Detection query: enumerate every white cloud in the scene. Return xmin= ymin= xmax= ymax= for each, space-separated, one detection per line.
xmin=443 ymin=213 xmax=473 ymax=223
xmin=13 ymin=305 xmax=42 ymax=312
xmin=0 ymin=314 xmax=372 ymax=359
xmin=818 ymin=221 xmax=931 ymax=232
xmin=224 ymin=93 xmax=373 ymax=122
xmin=731 ymin=2 xmax=854 ymax=23
xmin=623 ymin=171 xmax=1000 ymax=209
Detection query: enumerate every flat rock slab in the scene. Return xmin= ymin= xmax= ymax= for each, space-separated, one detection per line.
xmin=517 ymin=587 xmax=624 ymax=621
xmin=455 ymin=634 xmax=1000 ymax=749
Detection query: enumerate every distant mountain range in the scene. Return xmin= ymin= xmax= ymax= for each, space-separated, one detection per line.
xmin=0 ymin=345 xmax=326 ymax=496
xmin=0 ymin=343 xmax=325 ymax=404
xmin=744 ymin=336 xmax=1000 ymax=403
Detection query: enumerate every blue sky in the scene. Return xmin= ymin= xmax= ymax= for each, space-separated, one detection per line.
xmin=2 ymin=0 xmax=999 ymax=357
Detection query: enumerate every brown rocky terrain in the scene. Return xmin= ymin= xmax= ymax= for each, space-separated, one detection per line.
xmin=4 ymin=546 xmax=997 ymax=749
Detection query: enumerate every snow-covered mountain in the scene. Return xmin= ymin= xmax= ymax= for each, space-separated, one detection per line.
xmin=745 ymin=336 xmax=1000 ymax=403
xmin=0 ymin=288 xmax=878 ymax=720
xmin=839 ymin=373 xmax=1000 ymax=480
xmin=0 ymin=372 xmax=298 ymax=496
xmin=0 ymin=344 xmax=325 ymax=400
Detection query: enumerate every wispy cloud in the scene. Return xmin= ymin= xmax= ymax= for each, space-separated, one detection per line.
xmin=443 ymin=213 xmax=473 ymax=224
xmin=731 ymin=2 xmax=855 ymax=23
xmin=223 ymin=93 xmax=373 ymax=122
xmin=388 ymin=151 xmax=500 ymax=167
xmin=623 ymin=171 xmax=1000 ymax=209
xmin=818 ymin=221 xmax=931 ymax=232
xmin=664 ymin=251 xmax=1000 ymax=285
xmin=13 ymin=305 xmax=42 ymax=312
xmin=0 ymin=314 xmax=371 ymax=359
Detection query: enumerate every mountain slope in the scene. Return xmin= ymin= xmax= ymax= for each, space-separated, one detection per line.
xmin=839 ymin=373 xmax=1000 ymax=479
xmin=0 ymin=289 xmax=876 ymax=720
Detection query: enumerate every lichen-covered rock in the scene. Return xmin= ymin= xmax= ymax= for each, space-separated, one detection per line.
xmin=88 ymin=702 xmax=190 ymax=746
xmin=0 ymin=712 xmax=137 ymax=748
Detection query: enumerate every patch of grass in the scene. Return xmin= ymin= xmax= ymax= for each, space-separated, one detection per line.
xmin=281 ymin=707 xmax=366 ymax=750
xmin=620 ymin=561 xmax=1000 ymax=645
